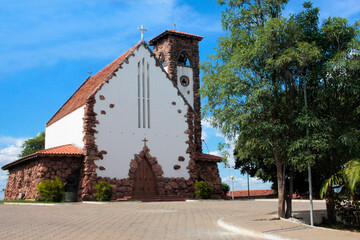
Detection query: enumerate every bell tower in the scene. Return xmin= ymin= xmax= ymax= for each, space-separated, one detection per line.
xmin=149 ymin=30 xmax=203 ymax=153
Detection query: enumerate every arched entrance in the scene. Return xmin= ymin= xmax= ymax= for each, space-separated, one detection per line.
xmin=132 ymin=158 xmax=158 ymax=197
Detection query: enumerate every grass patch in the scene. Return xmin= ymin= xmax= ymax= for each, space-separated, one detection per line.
xmin=2 ymin=199 xmax=71 ymax=204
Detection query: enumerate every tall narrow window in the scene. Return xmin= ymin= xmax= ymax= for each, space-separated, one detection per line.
xmin=137 ymin=61 xmax=141 ymax=128
xmin=147 ymin=62 xmax=150 ymax=128
xmin=137 ymin=58 xmax=150 ymax=129
xmin=142 ymin=58 xmax=145 ymax=128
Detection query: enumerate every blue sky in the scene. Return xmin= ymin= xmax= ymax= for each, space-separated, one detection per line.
xmin=1 ymin=0 xmax=360 ymax=199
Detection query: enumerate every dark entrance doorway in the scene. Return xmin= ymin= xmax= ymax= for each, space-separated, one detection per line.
xmin=132 ymin=159 xmax=158 ymax=197
xmin=65 ymin=169 xmax=80 ymax=202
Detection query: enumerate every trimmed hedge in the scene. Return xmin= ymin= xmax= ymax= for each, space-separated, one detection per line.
xmin=194 ymin=181 xmax=213 ymax=199
xmin=37 ymin=177 xmax=65 ymax=202
xmin=94 ymin=181 xmax=113 ymax=201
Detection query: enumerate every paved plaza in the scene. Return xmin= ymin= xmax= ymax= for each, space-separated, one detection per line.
xmin=0 ymin=200 xmax=357 ymax=240
xmin=1 ymin=200 xmax=257 ymax=240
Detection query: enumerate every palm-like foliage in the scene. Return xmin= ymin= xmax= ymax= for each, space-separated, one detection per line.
xmin=320 ymin=160 xmax=360 ymax=198
xmin=344 ymin=160 xmax=360 ymax=193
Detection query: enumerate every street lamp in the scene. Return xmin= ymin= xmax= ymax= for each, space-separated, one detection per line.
xmin=304 ymin=76 xmax=314 ymax=226
xmin=231 ymin=175 xmax=234 ymax=200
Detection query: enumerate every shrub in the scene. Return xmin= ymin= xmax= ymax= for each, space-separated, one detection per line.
xmin=94 ymin=181 xmax=113 ymax=201
xmin=222 ymin=183 xmax=230 ymax=195
xmin=194 ymin=181 xmax=213 ymax=199
xmin=37 ymin=177 xmax=66 ymax=202
xmin=334 ymin=198 xmax=360 ymax=228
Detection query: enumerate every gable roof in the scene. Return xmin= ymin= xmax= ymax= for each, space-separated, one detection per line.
xmin=1 ymin=144 xmax=83 ymax=170
xmin=148 ymin=30 xmax=203 ymax=46
xmin=46 ymin=41 xmax=142 ymax=127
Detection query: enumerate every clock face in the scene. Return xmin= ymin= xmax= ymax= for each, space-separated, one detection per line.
xmin=180 ymin=76 xmax=190 ymax=87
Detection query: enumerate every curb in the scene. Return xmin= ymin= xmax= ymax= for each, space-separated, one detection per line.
xmin=3 ymin=202 xmax=56 ymax=206
xmin=217 ymin=217 xmax=291 ymax=240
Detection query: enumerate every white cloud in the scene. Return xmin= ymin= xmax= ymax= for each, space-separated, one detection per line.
xmin=0 ymin=136 xmax=26 ymax=199
xmin=222 ymin=174 xmax=271 ymax=190
xmin=201 ymin=130 xmax=208 ymax=141
xmin=0 ymin=0 xmax=221 ymax=75
xmin=201 ymin=117 xmax=213 ymax=129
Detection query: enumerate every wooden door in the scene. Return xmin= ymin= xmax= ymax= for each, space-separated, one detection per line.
xmin=132 ymin=159 xmax=158 ymax=196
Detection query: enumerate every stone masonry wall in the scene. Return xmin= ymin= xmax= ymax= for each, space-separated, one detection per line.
xmin=193 ymin=160 xmax=224 ymax=199
xmin=152 ymin=35 xmax=202 ymax=153
xmin=4 ymin=156 xmax=83 ymax=200
xmin=98 ymin=145 xmax=196 ymax=199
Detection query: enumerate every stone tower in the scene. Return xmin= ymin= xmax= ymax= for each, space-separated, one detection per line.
xmin=149 ymin=30 xmax=203 ymax=153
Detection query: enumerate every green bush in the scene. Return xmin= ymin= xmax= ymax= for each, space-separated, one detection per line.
xmin=222 ymin=183 xmax=230 ymax=195
xmin=194 ymin=181 xmax=213 ymax=199
xmin=37 ymin=177 xmax=66 ymax=202
xmin=334 ymin=198 xmax=360 ymax=228
xmin=94 ymin=181 xmax=113 ymax=201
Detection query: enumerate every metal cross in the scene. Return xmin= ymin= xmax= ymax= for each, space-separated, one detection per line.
xmin=142 ymin=138 xmax=148 ymax=147
xmin=88 ymin=70 xmax=92 ymax=77
xmin=138 ymin=25 xmax=147 ymax=41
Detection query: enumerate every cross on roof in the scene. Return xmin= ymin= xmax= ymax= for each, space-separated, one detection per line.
xmin=138 ymin=25 xmax=147 ymax=41
xmin=88 ymin=70 xmax=92 ymax=77
xmin=142 ymin=138 xmax=148 ymax=147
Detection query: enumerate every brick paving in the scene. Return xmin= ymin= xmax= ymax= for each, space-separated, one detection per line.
xmin=0 ymin=201 xmax=259 ymax=240
xmin=0 ymin=200 xmax=336 ymax=240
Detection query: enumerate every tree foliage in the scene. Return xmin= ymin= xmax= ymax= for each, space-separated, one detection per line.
xmin=201 ymin=0 xmax=360 ymax=218
xmin=19 ymin=132 xmax=45 ymax=157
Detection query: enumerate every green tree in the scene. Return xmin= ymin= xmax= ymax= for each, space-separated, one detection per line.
xmin=201 ymin=0 xmax=319 ymax=218
xmin=201 ymin=1 xmax=360 ymax=219
xmin=18 ymin=132 xmax=45 ymax=157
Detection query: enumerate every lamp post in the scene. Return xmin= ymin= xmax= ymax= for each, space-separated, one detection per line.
xmin=304 ymin=76 xmax=314 ymax=226
xmin=231 ymin=175 xmax=234 ymax=200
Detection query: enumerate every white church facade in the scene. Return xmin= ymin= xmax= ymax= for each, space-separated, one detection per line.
xmin=2 ymin=30 xmax=223 ymax=201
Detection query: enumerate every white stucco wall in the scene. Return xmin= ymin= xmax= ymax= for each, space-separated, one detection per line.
xmin=94 ymin=45 xmax=190 ymax=179
xmin=177 ymin=66 xmax=193 ymax=108
xmin=45 ymin=106 xmax=85 ymax=149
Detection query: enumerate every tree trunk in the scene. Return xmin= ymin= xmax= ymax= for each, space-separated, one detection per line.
xmin=275 ymin=153 xmax=286 ymax=218
xmin=285 ymin=165 xmax=294 ymax=218
xmin=326 ymin=190 xmax=337 ymax=224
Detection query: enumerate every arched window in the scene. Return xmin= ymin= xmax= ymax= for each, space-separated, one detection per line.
xmin=158 ymin=53 xmax=166 ymax=67
xmin=177 ymin=52 xmax=190 ymax=66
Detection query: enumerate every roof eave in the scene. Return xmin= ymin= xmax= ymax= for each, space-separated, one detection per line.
xmin=149 ymin=30 xmax=203 ymax=46
xmin=1 ymin=153 xmax=84 ymax=170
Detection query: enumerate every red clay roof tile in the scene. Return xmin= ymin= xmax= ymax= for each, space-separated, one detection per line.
xmin=36 ymin=144 xmax=83 ymax=155
xmin=227 ymin=189 xmax=274 ymax=197
xmin=1 ymin=144 xmax=83 ymax=170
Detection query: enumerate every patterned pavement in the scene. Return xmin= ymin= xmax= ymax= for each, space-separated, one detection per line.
xmin=0 ymin=201 xmax=264 ymax=240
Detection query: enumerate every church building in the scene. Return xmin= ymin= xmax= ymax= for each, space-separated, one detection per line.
xmin=2 ymin=29 xmax=223 ymax=201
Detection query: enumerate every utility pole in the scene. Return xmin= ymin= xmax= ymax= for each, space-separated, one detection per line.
xmin=231 ymin=175 xmax=234 ymax=200
xmin=304 ymin=77 xmax=314 ymax=226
